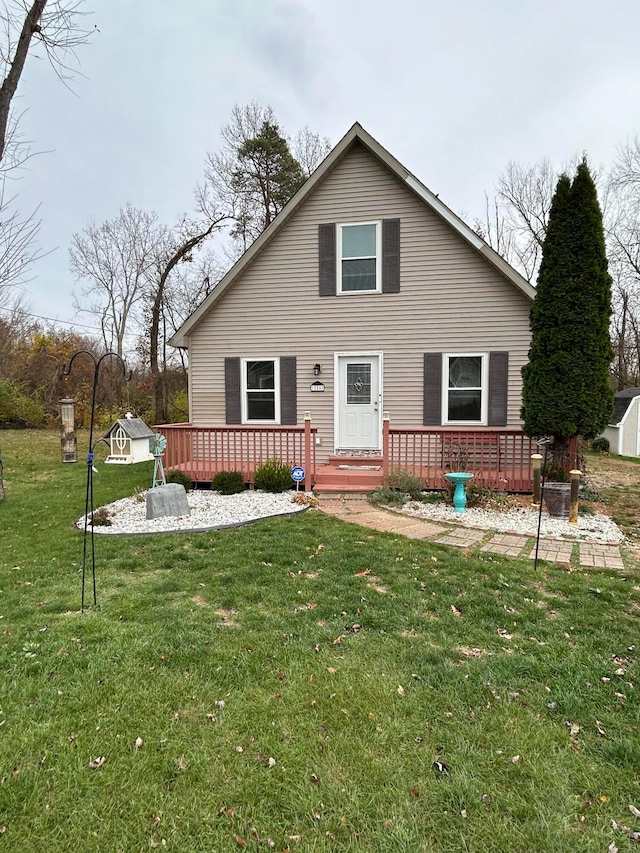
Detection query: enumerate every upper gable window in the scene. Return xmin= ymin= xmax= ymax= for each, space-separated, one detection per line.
xmin=338 ymin=222 xmax=381 ymax=293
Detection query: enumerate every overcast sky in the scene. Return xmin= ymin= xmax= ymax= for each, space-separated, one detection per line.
xmin=9 ymin=0 xmax=640 ymax=335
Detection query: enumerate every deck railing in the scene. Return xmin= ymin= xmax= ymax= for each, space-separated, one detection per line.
xmin=155 ymin=420 xmax=534 ymax=493
xmin=383 ymin=422 xmax=534 ymax=492
xmin=155 ymin=421 xmax=317 ymax=491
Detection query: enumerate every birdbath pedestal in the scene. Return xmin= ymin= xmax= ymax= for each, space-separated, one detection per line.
xmin=445 ymin=472 xmax=474 ymax=513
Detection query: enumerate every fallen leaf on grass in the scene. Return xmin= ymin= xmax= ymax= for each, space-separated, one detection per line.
xmin=608 ymin=843 xmax=618 ymax=853
xmin=511 ymin=755 xmax=520 ymax=764
xmin=134 ymin=736 xmax=143 ymax=750
xmin=497 ymin=628 xmax=513 ymax=640
xmin=566 ymin=721 xmax=580 ymax=738
xmin=88 ymin=756 xmax=106 ymax=769
xmin=630 ymin=804 xmax=640 ymax=819
xmin=451 ymin=605 xmax=462 ymax=617
xmin=397 ymin=685 xmax=405 ymax=696
xmin=175 ymin=756 xmax=186 ymax=771
xmin=432 ymin=761 xmax=450 ymax=774
xmin=268 ymin=757 xmax=276 ymax=768
xmin=326 ymin=667 xmax=336 ymax=674
xmin=354 ymin=569 xmax=371 ymax=577
xmin=310 ymin=772 xmax=319 ymax=785
xmin=235 ymin=835 xmax=247 ymax=848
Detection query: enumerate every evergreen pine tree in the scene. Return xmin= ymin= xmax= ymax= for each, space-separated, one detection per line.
xmin=521 ymin=160 xmax=614 ymax=447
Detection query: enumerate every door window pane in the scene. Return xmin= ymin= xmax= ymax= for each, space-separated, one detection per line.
xmin=347 ymin=363 xmax=372 ymax=404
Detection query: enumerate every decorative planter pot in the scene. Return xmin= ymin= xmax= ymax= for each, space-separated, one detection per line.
xmin=542 ymin=482 xmax=571 ymax=519
xmin=445 ymin=472 xmax=474 ymax=513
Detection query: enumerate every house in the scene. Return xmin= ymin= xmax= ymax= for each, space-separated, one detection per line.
xmin=602 ymin=388 xmax=640 ymax=456
xmin=104 ymin=415 xmax=155 ymax=464
xmin=165 ymin=123 xmax=536 ymax=491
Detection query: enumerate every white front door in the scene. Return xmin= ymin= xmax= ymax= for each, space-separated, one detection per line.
xmin=336 ymin=354 xmax=381 ymax=450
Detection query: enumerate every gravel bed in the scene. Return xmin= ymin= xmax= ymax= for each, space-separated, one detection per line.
xmin=399 ymin=501 xmax=624 ymax=542
xmin=77 ymin=489 xmax=306 ymax=535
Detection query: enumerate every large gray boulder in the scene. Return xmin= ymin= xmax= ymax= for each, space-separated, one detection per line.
xmin=146 ymin=483 xmax=191 ymax=520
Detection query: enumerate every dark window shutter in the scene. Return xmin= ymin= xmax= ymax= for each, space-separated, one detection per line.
xmin=382 ymin=218 xmax=400 ymax=293
xmin=224 ymin=357 xmax=241 ymax=424
xmin=318 ymin=223 xmax=336 ymax=296
xmin=280 ymin=356 xmax=297 ymax=424
xmin=423 ymin=353 xmax=442 ymax=426
xmin=488 ymin=352 xmax=509 ymax=426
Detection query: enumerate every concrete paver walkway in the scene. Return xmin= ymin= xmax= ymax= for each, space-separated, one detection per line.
xmin=318 ymin=497 xmax=625 ymax=569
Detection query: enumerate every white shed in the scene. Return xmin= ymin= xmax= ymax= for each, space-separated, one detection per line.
xmin=104 ymin=415 xmax=155 ymax=464
xmin=602 ymin=388 xmax=640 ymax=457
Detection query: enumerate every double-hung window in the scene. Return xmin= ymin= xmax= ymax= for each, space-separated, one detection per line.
xmin=443 ymin=354 xmax=486 ymax=424
xmin=242 ymin=358 xmax=280 ymax=423
xmin=338 ymin=221 xmax=381 ymax=293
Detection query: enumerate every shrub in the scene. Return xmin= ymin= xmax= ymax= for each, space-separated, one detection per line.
xmin=369 ymin=487 xmax=406 ymax=507
xmin=90 ymin=507 xmax=112 ymax=526
xmin=254 ymin=459 xmax=293 ymax=493
xmin=591 ymin=436 xmax=610 ymax=454
xmin=384 ymin=469 xmax=425 ymax=500
xmin=212 ymin=470 xmax=245 ymax=495
xmin=166 ymin=469 xmax=193 ymax=491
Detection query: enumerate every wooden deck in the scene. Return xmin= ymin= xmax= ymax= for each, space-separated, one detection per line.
xmin=155 ymin=422 xmax=535 ymax=493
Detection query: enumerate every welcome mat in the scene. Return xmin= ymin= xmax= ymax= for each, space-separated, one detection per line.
xmin=336 ymin=465 xmax=382 ymax=471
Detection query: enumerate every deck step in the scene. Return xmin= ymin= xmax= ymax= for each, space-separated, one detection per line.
xmin=313 ymin=464 xmax=383 ymax=493
xmin=328 ymin=455 xmax=383 ymax=467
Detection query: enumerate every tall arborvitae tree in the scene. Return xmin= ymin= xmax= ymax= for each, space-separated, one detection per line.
xmin=521 ymin=160 xmax=614 ymax=451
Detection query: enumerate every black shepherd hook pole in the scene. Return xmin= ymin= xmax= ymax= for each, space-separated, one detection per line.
xmin=533 ymin=437 xmax=552 ymax=572
xmin=62 ymin=351 xmax=132 ymax=611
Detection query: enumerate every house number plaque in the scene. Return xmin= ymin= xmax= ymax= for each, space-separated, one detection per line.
xmin=310 ymin=381 xmax=325 ymax=392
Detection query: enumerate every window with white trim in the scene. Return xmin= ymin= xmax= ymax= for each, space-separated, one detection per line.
xmin=338 ymin=221 xmax=381 ymax=293
xmin=242 ymin=358 xmax=280 ymax=423
xmin=443 ymin=354 xmax=487 ymax=424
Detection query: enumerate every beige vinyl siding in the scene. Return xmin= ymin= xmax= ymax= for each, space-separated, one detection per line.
xmin=188 ymin=142 xmax=532 ymax=459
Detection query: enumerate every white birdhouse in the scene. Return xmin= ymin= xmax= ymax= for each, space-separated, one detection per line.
xmin=104 ymin=417 xmax=155 ymax=464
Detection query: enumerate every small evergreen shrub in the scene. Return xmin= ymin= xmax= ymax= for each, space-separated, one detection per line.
xmin=384 ymin=469 xmax=425 ymax=500
xmin=591 ymin=436 xmax=610 ymax=454
xmin=166 ymin=469 xmax=193 ymax=491
xmin=212 ymin=470 xmax=245 ymax=495
xmin=253 ymin=459 xmax=293 ymax=493
xmin=369 ymin=487 xmax=406 ymax=507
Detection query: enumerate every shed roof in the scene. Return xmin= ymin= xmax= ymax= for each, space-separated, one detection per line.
xmin=611 ymin=387 xmax=640 ymax=426
xmin=105 ymin=418 xmax=155 ymax=439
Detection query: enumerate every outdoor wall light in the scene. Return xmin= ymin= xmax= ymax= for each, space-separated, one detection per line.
xmin=313 ymin=363 xmax=322 ymax=376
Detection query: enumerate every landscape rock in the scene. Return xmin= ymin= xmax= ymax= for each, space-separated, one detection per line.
xmin=146 ymin=483 xmax=190 ymax=520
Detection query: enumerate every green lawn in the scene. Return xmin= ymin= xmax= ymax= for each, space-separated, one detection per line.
xmin=0 ymin=430 xmax=639 ymax=852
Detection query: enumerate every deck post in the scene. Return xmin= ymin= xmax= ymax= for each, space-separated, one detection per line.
xmin=382 ymin=412 xmax=390 ymax=480
xmin=304 ymin=412 xmax=312 ymax=492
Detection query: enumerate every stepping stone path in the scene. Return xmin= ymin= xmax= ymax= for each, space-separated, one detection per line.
xmin=318 ymin=497 xmax=625 ymax=569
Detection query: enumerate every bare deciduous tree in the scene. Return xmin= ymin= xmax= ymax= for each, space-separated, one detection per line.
xmin=70 ymin=205 xmax=160 ymax=358
xmin=0 ymin=0 xmax=91 ymax=500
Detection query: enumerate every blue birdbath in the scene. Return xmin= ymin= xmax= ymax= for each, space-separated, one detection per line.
xmin=445 ymin=472 xmax=474 ymax=513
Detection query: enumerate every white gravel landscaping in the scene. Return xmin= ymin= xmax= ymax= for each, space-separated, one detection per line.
xmin=399 ymin=500 xmax=624 ymax=543
xmin=77 ymin=489 xmax=307 ymax=535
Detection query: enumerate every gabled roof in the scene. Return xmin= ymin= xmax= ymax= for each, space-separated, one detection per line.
xmin=610 ymin=387 xmax=640 ymax=426
xmin=170 ymin=122 xmax=536 ymax=348
xmin=105 ymin=418 xmax=155 ymax=439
